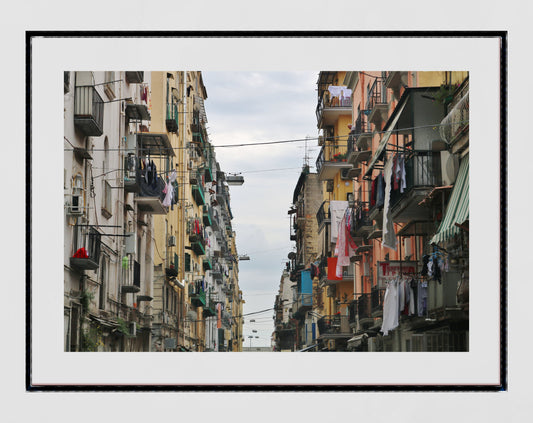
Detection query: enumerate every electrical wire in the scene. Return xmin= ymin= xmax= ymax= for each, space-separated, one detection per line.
xmin=63 ymin=119 xmax=468 ymax=153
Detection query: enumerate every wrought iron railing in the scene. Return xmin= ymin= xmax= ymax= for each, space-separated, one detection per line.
xmin=366 ymin=78 xmax=387 ymax=112
xmin=354 ymin=111 xmax=371 ymax=144
xmin=371 ymin=288 xmax=386 ymax=314
xmin=317 ymin=315 xmax=350 ymax=334
xmin=356 ymin=294 xmax=372 ymax=319
xmin=74 ymin=86 xmax=104 ymax=136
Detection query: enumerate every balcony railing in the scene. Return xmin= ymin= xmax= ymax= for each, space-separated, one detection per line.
xmin=366 ymin=78 xmax=387 ymax=111
xmin=354 ymin=111 xmax=372 ymax=150
xmin=189 ymin=282 xmax=206 ymax=308
xmin=316 ymin=93 xmax=353 ymax=125
xmin=317 ymin=315 xmax=351 ymax=336
xmin=316 ymin=200 xmax=331 ymax=229
xmin=356 ymin=294 xmax=372 ymax=319
xmin=390 ymin=151 xmax=440 ymax=210
xmin=439 ymin=91 xmax=469 ymax=146
xmin=166 ymin=102 xmax=179 ymax=133
xmin=191 ymin=171 xmax=206 ymax=206
xmin=74 ymin=86 xmax=104 ymax=136
xmin=371 ymin=288 xmax=386 ymax=315
xmin=315 ymin=146 xmax=350 ymax=180
xmin=351 ymin=203 xmax=373 ymax=237
xmin=69 ymin=225 xmax=101 ymax=271
xmin=366 ymin=78 xmax=388 ymax=124
xmin=125 ymin=71 xmax=144 ymax=84
xmin=124 ymin=154 xmax=140 ymax=193
xmin=135 ymin=173 xmax=167 ymax=214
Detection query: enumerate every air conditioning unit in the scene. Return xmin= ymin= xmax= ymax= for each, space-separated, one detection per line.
xmin=168 ymin=235 xmax=176 ymax=247
xmin=129 ymin=322 xmax=137 ymax=336
xmin=441 ymin=151 xmax=459 ymax=186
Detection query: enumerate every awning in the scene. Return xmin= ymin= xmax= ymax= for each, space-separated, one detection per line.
xmin=298 ymin=343 xmax=318 ymax=352
xmin=347 ymin=333 xmax=368 ymax=348
xmin=430 ymin=155 xmax=469 ymax=244
xmin=364 ymin=99 xmax=409 ymax=179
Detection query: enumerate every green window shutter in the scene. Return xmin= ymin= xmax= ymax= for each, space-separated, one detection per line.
xmin=174 ymin=253 xmax=179 ymax=271
xmin=185 ymin=253 xmax=191 ymax=272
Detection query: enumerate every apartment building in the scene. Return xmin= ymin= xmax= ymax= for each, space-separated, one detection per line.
xmin=276 ymin=71 xmax=469 ymax=352
xmin=64 ymin=71 xmax=243 ymax=352
xmin=64 ymin=71 xmax=157 ymax=351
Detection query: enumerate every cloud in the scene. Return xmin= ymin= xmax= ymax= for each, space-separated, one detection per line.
xmin=201 ymin=71 xmax=318 ymax=346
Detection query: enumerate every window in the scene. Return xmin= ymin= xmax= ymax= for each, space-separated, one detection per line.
xmin=102 ymin=180 xmax=112 ymax=218
xmin=99 ymin=256 xmax=107 ymax=310
xmin=185 ymin=253 xmax=191 ymax=272
xmin=101 ymin=138 xmax=112 ymax=218
xmin=104 ymin=71 xmax=116 ymax=100
xmin=71 ymin=174 xmax=84 ymax=214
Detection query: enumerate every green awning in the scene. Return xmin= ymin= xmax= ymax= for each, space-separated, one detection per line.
xmin=430 ymin=155 xmax=469 ymax=244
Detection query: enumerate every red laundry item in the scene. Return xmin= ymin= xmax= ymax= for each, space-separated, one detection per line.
xmin=73 ymin=248 xmax=89 ymax=259
xmin=327 ymin=257 xmax=343 ymax=281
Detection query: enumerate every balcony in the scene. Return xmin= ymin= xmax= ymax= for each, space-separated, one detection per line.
xmin=384 ymin=71 xmax=408 ymax=94
xmin=135 ymin=174 xmax=167 ymax=214
xmin=189 ymin=233 xmax=206 ymax=256
xmin=125 ymin=103 xmax=151 ymax=121
xmin=69 ymin=225 xmax=101 ymax=271
xmin=202 ymin=256 xmax=213 ymax=271
xmin=122 ymin=260 xmax=141 ymax=293
xmin=189 ymin=284 xmax=206 ymax=308
xmin=353 ymin=111 xmax=373 ymax=151
xmin=317 ymin=315 xmax=351 ymax=339
xmin=323 ymin=257 xmax=355 ymax=285
xmin=291 ymin=293 xmax=313 ymax=317
xmin=202 ymin=205 xmax=214 ymax=227
xmin=440 ymin=88 xmax=469 ymax=152
xmin=74 ymin=86 xmax=104 ymax=136
xmin=316 ymin=200 xmax=330 ymax=231
xmin=125 ymin=71 xmax=144 ymax=84
xmin=202 ymin=297 xmax=217 ymax=318
xmin=315 ymin=146 xmax=352 ymax=181
xmin=135 ymin=132 xmax=175 ymax=157
xmin=371 ymin=287 xmax=386 ymax=317
xmin=366 ymin=78 xmax=388 ymax=125
xmin=211 ymin=263 xmax=223 ymax=283
xmin=165 ymin=102 xmax=179 ymax=133
xmin=351 ymin=204 xmax=373 ymax=237
xmin=191 ymin=178 xmax=206 ymax=206
xmin=390 ymin=151 xmax=441 ymax=223
xmin=216 ymin=183 xmax=229 ymax=205
xmin=316 ymin=89 xmax=353 ymax=128
xmin=123 ymin=154 xmax=140 ymax=193
xmin=356 ymin=294 xmax=373 ymax=322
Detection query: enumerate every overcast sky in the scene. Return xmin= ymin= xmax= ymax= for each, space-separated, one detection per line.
xmin=202 ymin=71 xmax=320 ymax=347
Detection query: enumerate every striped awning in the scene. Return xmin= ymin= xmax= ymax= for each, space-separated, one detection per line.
xmin=430 ymin=155 xmax=469 ymax=244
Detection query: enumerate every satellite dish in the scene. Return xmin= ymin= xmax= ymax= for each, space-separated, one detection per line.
xmin=288 ymin=252 xmax=296 ymax=260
